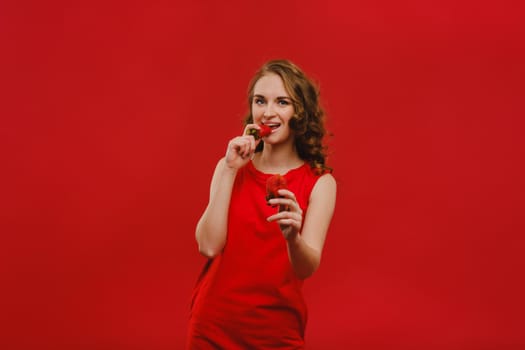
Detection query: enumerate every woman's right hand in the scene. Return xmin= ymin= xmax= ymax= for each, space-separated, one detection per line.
xmin=225 ymin=124 xmax=261 ymax=169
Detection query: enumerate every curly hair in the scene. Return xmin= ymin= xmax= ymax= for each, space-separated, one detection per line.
xmin=243 ymin=59 xmax=332 ymax=174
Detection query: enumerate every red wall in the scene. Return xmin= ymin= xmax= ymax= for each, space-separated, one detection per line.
xmin=1 ymin=1 xmax=524 ymax=349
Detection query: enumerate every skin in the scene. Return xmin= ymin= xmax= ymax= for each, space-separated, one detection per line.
xmin=195 ymin=73 xmax=337 ymax=279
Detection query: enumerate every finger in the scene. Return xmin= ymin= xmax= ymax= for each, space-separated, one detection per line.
xmin=279 ymin=190 xmax=301 ymax=212
xmin=230 ymin=141 xmax=242 ymax=158
xmin=244 ymin=139 xmax=253 ymax=158
xmin=267 ymin=211 xmax=302 ymax=223
xmin=242 ymin=137 xmax=254 ymax=158
xmin=278 ymin=219 xmax=302 ymax=237
xmin=237 ymin=138 xmax=250 ymax=158
xmin=249 ymin=135 xmax=256 ymax=153
xmin=277 ymin=218 xmax=301 ymax=229
xmin=267 ymin=198 xmax=290 ymax=209
xmin=243 ymin=124 xmax=260 ymax=139
xmin=244 ymin=123 xmax=260 ymax=135
xmin=277 ymin=189 xmax=297 ymax=201
xmin=267 ymin=212 xmax=286 ymax=222
xmin=237 ymin=140 xmax=245 ymax=158
xmin=228 ymin=137 xmax=246 ymax=151
xmin=268 ymin=198 xmax=302 ymax=213
xmin=226 ymin=141 xmax=241 ymax=158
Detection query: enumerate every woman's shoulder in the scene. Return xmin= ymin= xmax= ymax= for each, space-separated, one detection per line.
xmin=309 ymin=172 xmax=337 ymax=209
xmin=305 ymin=165 xmax=337 ymax=197
xmin=314 ymin=172 xmax=336 ymax=189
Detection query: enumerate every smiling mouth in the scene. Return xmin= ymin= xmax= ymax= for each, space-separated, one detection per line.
xmin=263 ymin=123 xmax=281 ymax=130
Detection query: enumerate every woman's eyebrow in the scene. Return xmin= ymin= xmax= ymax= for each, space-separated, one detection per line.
xmin=253 ymin=94 xmax=291 ymax=100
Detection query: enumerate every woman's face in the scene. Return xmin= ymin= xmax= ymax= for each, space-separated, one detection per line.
xmin=251 ymin=73 xmax=295 ymax=144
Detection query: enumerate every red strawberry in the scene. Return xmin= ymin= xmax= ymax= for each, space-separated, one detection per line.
xmin=258 ymin=124 xmax=272 ymax=137
xmin=246 ymin=124 xmax=272 ymax=139
xmin=266 ymin=174 xmax=288 ymax=212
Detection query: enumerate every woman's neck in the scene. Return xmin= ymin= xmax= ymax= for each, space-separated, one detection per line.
xmin=253 ymin=143 xmax=303 ymax=175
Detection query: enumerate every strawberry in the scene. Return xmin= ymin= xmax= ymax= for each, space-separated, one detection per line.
xmin=246 ymin=124 xmax=272 ymax=140
xmin=266 ymin=174 xmax=289 ymax=212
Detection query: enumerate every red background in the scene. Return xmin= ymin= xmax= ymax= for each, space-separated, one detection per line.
xmin=1 ymin=1 xmax=524 ymax=349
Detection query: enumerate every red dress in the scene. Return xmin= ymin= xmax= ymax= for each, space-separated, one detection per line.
xmin=187 ymin=161 xmax=322 ymax=349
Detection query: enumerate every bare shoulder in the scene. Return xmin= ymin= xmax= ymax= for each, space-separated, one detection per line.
xmin=307 ymin=173 xmax=336 ymax=215
xmin=311 ymin=173 xmax=337 ymax=199
xmin=300 ymin=173 xmax=336 ymax=254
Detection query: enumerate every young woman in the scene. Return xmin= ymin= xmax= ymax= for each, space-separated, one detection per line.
xmin=186 ymin=59 xmax=337 ymax=349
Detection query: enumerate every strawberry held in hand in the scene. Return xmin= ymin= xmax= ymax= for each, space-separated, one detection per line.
xmin=266 ymin=174 xmax=289 ymax=212
xmin=246 ymin=124 xmax=272 ymax=140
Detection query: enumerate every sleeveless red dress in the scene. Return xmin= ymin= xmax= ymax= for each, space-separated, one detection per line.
xmin=187 ymin=161 xmax=322 ymax=349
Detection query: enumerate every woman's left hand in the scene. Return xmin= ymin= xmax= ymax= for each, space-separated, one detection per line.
xmin=267 ymin=189 xmax=303 ymax=241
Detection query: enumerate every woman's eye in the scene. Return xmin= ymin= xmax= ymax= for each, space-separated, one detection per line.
xmin=278 ymin=99 xmax=290 ymax=106
xmin=254 ymin=98 xmax=264 ymax=105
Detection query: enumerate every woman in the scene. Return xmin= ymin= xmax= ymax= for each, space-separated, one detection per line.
xmin=187 ymin=59 xmax=337 ymax=349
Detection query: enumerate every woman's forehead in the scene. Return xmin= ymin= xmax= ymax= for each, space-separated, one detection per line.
xmin=253 ymin=73 xmax=289 ymax=97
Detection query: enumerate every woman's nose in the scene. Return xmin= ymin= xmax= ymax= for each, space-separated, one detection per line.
xmin=263 ymin=103 xmax=276 ymax=117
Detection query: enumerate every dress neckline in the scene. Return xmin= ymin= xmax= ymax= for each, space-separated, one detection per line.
xmin=247 ymin=160 xmax=308 ymax=181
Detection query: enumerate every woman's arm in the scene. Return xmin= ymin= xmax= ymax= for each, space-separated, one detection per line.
xmin=195 ymin=158 xmax=237 ymax=258
xmin=195 ymin=129 xmax=260 ymax=258
xmin=267 ymin=173 xmax=337 ymax=279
